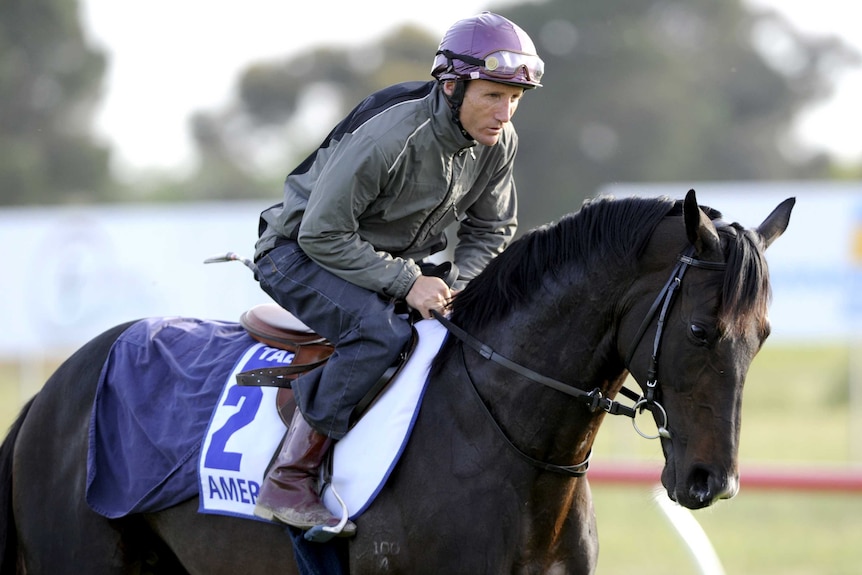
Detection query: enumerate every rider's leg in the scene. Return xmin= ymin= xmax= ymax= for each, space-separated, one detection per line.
xmin=254 ymin=407 xmax=356 ymax=534
xmin=252 ymin=241 xmax=412 ymax=532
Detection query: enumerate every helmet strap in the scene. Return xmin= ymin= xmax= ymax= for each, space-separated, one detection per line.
xmin=443 ymin=80 xmax=472 ymax=139
xmin=437 ymin=49 xmax=486 ymax=70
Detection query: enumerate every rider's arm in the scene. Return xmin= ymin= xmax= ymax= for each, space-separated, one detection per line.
xmin=296 ymin=133 xmax=422 ymax=300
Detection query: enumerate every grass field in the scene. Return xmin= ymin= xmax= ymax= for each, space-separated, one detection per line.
xmin=1 ymin=342 xmax=861 ymax=573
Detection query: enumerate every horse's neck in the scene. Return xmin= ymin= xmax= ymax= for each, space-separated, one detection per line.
xmin=369 ymin=358 xmax=600 ymax=571
xmin=459 ymin=341 xmax=618 ymax=473
xmin=473 ymin=282 xmax=631 ymax=443
xmin=491 ymin=297 xmax=623 ymax=390
xmin=424 ymin=350 xmax=610 ymax=564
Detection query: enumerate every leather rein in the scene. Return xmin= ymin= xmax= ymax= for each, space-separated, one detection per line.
xmin=431 ymin=246 xmax=728 ymax=477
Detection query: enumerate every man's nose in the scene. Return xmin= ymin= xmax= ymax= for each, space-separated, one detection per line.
xmin=497 ymin=101 xmax=516 ymax=123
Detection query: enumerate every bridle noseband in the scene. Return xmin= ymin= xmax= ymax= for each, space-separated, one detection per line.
xmin=431 ymin=246 xmax=727 ymax=476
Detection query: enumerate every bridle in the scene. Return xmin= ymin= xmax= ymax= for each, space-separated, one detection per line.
xmin=431 ymin=245 xmax=728 ymax=476
xmin=621 ymin=246 xmax=728 ymax=438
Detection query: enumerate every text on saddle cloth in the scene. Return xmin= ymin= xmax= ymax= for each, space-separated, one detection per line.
xmin=236 ymin=303 xmax=334 ymax=386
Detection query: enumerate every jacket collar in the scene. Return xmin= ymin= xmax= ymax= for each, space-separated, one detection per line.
xmin=430 ymin=82 xmax=477 ymax=153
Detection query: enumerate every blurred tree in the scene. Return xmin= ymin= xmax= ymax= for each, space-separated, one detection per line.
xmin=0 ymin=0 xmax=114 ymax=205
xmin=185 ymin=0 xmax=859 ymax=230
xmin=173 ymin=24 xmax=435 ymax=203
xmin=503 ymin=0 xmax=860 ymax=226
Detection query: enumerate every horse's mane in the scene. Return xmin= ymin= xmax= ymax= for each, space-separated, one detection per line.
xmin=449 ymin=195 xmax=678 ymax=332
xmin=447 ymin=194 xmax=770 ymax=339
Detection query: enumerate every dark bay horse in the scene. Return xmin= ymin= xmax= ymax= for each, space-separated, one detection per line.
xmin=0 ymin=190 xmax=793 ymax=574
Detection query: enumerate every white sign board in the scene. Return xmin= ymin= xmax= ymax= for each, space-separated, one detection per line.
xmin=0 ymin=201 xmax=273 ymax=358
xmin=2 ymin=183 xmax=860 ymax=357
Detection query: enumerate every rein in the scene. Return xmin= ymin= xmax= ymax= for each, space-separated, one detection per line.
xmin=431 ymin=246 xmax=728 ymax=476
xmin=456 ymin=343 xmax=593 ymax=476
xmin=431 ymin=311 xmax=636 ymax=419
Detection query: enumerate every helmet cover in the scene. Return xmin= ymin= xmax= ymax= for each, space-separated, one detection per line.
xmin=431 ymin=12 xmax=544 ymax=88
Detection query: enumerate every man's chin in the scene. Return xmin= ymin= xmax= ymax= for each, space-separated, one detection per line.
xmin=478 ymin=134 xmax=501 ymax=146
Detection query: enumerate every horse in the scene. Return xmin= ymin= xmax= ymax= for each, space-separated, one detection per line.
xmin=0 ymin=190 xmax=794 ymax=574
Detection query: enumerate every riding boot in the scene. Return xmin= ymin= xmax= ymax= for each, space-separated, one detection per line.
xmin=254 ymin=408 xmax=356 ymax=536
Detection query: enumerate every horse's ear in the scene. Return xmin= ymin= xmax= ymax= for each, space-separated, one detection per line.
xmin=683 ymin=189 xmax=721 ymax=257
xmin=756 ymin=197 xmax=795 ymax=249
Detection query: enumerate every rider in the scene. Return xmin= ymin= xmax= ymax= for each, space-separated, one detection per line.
xmin=252 ymin=12 xmax=545 ymax=534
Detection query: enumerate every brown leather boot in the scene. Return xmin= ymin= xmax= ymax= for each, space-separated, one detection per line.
xmin=254 ymin=408 xmax=356 ymax=536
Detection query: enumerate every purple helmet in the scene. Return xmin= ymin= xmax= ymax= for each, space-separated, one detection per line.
xmin=431 ymin=12 xmax=544 ymax=89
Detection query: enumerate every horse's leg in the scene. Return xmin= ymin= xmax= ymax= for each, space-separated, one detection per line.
xmin=143 ymin=499 xmax=301 ymax=575
xmin=567 ymin=479 xmax=600 ymax=575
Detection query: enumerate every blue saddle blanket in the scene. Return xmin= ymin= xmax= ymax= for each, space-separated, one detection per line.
xmin=85 ymin=315 xmax=445 ymax=521
xmin=85 ymin=316 xmax=289 ymax=518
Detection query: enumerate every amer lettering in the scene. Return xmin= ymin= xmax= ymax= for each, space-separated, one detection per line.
xmin=207 ymin=475 xmax=261 ymax=504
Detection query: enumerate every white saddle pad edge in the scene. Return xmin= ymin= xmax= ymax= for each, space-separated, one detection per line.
xmin=322 ymin=318 xmax=448 ymax=519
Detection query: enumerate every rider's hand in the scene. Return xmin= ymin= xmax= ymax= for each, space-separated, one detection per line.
xmin=406 ymin=275 xmax=452 ymax=319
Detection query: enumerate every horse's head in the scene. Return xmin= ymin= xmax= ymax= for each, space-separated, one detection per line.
xmin=621 ymin=190 xmax=794 ymax=509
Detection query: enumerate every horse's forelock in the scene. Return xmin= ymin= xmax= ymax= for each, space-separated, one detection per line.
xmin=717 ymin=223 xmax=772 ymax=339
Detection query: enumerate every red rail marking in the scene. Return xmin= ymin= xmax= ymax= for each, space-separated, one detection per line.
xmin=590 ymin=461 xmax=862 ymax=493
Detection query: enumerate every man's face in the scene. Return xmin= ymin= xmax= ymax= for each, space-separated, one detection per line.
xmin=445 ymin=80 xmax=525 ymax=146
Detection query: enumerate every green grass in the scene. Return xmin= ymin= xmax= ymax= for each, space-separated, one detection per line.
xmin=591 ymin=486 xmax=862 ymax=575
xmin=1 ymin=343 xmax=861 ymax=573
xmin=0 ymin=359 xmax=46 ymax=435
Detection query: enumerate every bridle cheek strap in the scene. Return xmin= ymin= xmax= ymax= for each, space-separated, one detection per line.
xmin=622 ymin=247 xmax=727 ymax=436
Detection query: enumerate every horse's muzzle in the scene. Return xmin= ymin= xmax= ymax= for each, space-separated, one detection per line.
xmin=667 ymin=463 xmax=739 ymax=509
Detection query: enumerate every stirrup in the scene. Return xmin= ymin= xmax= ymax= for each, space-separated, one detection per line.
xmin=304 ymin=483 xmax=351 ymax=542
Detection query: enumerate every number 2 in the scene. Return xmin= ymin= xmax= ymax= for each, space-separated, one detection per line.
xmin=204 ymin=385 xmax=263 ymax=471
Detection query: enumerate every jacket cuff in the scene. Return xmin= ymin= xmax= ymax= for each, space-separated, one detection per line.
xmin=390 ymin=262 xmax=421 ymax=300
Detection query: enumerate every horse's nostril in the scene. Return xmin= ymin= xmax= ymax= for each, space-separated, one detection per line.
xmin=687 ymin=466 xmax=715 ymax=506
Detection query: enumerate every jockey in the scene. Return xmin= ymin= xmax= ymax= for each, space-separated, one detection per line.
xmin=252 ymin=12 xmax=545 ymax=536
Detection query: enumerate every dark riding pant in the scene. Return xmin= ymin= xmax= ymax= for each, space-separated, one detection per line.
xmin=255 ymin=240 xmax=412 ymax=440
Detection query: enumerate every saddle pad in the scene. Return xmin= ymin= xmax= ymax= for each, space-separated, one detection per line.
xmin=198 ymin=317 xmax=448 ymax=521
xmin=196 ymin=342 xmax=291 ymax=519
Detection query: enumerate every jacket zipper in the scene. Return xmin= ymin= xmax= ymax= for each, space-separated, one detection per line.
xmin=400 ymin=147 xmax=471 ymax=254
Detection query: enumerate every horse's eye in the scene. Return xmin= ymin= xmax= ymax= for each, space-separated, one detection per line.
xmin=690 ymin=323 xmax=709 ymax=343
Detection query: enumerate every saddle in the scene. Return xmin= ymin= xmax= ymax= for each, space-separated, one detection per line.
xmin=236 ymin=303 xmax=416 ymax=427
xmin=238 ymin=304 xmax=335 ymax=382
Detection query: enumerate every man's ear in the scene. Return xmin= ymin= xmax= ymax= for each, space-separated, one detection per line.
xmin=442 ymin=80 xmax=456 ymax=97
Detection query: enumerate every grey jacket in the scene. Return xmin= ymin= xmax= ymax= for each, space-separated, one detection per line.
xmin=255 ymin=80 xmax=518 ymax=299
